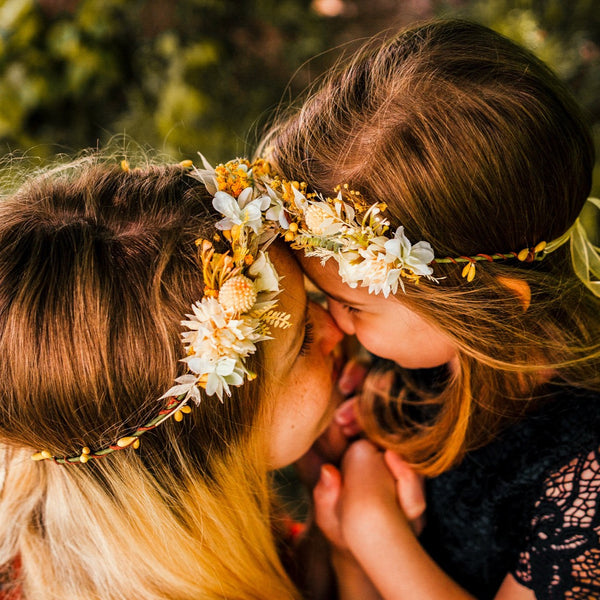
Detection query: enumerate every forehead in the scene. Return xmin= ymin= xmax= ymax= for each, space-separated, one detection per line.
xmin=298 ymin=253 xmax=381 ymax=306
xmin=261 ymin=244 xmax=305 ymax=357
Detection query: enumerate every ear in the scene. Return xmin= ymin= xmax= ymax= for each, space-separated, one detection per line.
xmin=497 ymin=276 xmax=531 ymax=311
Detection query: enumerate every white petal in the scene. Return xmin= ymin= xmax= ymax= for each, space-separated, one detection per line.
xmin=257 ymin=194 xmax=271 ymax=211
xmin=249 ymin=250 xmax=280 ymax=292
xmin=383 ymin=240 xmax=402 ymax=264
xmin=213 ymin=192 xmax=240 ymax=220
xmin=278 ymin=210 xmax=290 ymax=228
xmin=205 ymin=373 xmax=221 ymax=397
xmin=227 ymin=373 xmax=244 ymax=387
xmin=292 ymin=186 xmax=308 ymax=209
xmin=174 ymin=374 xmax=200 ymax=385
xmin=237 ymin=186 xmax=253 ymax=208
xmin=215 ymin=357 xmax=236 ymax=376
xmin=188 ymin=385 xmax=202 ymax=405
xmin=410 ymin=241 xmax=435 ymax=264
xmin=197 ymin=152 xmax=214 ymax=171
xmin=160 ymin=382 xmax=195 ymax=399
xmin=265 ymin=205 xmax=281 ymax=221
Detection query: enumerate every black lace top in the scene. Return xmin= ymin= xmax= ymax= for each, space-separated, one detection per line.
xmin=420 ymin=385 xmax=600 ymax=600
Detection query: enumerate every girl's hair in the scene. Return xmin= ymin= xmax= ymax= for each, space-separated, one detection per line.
xmin=260 ymin=19 xmax=600 ymax=476
xmin=0 ymin=156 xmax=299 ymax=599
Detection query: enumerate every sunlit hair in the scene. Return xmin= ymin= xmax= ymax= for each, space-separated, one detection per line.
xmin=260 ymin=19 xmax=600 ymax=476
xmin=0 ymin=155 xmax=300 ymax=599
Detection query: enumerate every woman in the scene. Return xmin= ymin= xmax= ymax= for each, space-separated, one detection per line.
xmin=0 ymin=154 xmax=343 ymax=599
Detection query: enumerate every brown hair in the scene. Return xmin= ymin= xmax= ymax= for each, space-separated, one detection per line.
xmin=0 ymin=156 xmax=299 ymax=598
xmin=260 ymin=19 xmax=600 ymax=475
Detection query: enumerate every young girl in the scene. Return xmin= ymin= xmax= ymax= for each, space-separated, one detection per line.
xmin=0 ymin=153 xmax=345 ymax=599
xmin=258 ymin=19 xmax=600 ymax=600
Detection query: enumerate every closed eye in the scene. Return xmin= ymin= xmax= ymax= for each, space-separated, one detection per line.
xmin=299 ymin=320 xmax=314 ymax=356
xmin=341 ymin=303 xmax=360 ymax=314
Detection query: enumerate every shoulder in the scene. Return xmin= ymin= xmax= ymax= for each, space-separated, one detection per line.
xmin=492 ymin=385 xmax=600 ymax=476
xmin=422 ymin=386 xmax=600 ymax=598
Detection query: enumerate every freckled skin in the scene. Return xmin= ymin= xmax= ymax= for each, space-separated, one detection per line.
xmin=263 ymin=246 xmax=344 ymax=469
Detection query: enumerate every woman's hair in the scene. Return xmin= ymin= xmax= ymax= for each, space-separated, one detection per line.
xmin=260 ymin=19 xmax=600 ymax=476
xmin=0 ymin=156 xmax=300 ymax=599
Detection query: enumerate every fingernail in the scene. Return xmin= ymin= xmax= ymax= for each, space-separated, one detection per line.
xmin=338 ymin=374 xmax=353 ymax=395
xmin=320 ymin=464 xmax=333 ymax=487
xmin=334 ymin=401 xmax=354 ymax=425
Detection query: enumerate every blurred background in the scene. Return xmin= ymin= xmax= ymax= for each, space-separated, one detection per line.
xmin=0 ymin=0 xmax=599 ymax=192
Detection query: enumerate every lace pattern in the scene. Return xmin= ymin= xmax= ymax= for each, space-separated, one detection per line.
xmin=514 ymin=446 xmax=600 ymax=599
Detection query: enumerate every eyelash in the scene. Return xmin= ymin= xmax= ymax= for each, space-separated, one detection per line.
xmin=342 ymin=303 xmax=360 ymax=314
xmin=299 ymin=320 xmax=315 ymax=356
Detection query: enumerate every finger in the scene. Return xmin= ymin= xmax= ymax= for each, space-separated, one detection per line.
xmin=333 ymin=398 xmax=363 ymax=437
xmin=313 ymin=464 xmax=345 ymax=548
xmin=384 ymin=450 xmax=426 ymax=523
xmin=338 ymin=358 xmax=369 ymax=395
xmin=340 ymin=440 xmax=395 ymax=499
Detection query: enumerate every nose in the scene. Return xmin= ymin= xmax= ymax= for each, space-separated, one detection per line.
xmin=328 ymin=300 xmax=356 ymax=336
xmin=310 ymin=301 xmax=344 ymax=355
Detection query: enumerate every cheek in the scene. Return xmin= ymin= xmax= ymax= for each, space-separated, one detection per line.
xmin=353 ymin=318 xmax=393 ymax=358
xmin=356 ymin=318 xmax=457 ymax=368
xmin=267 ymin=369 xmax=339 ymax=469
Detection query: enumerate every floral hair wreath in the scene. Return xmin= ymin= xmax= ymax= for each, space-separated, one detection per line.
xmin=32 ymin=157 xmax=600 ymax=463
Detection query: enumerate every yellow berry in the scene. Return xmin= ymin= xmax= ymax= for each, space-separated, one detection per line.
xmin=461 ymin=262 xmax=476 ymax=282
xmin=467 ymin=263 xmax=476 ymax=282
xmin=116 ymin=436 xmax=137 ymax=448
xmin=517 ymin=248 xmax=529 ymax=262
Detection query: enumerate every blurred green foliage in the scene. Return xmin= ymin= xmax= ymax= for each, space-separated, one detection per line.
xmin=0 ymin=0 xmax=332 ymax=160
xmin=0 ymin=0 xmax=598 ymax=195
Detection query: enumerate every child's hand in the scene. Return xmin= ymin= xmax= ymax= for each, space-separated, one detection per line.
xmin=383 ymin=449 xmax=426 ymax=536
xmin=313 ymin=440 xmax=426 ymax=556
xmin=335 ymin=363 xmax=396 ymax=438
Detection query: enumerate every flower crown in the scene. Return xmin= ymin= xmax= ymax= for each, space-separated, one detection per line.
xmin=32 ymin=157 xmax=600 ymax=463
xmin=33 ymin=158 xmax=291 ymax=464
xmin=196 ymin=157 xmax=597 ymax=299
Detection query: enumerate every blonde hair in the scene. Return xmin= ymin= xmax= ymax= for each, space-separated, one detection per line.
xmin=260 ymin=19 xmax=600 ymax=476
xmin=0 ymin=157 xmax=300 ymax=599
